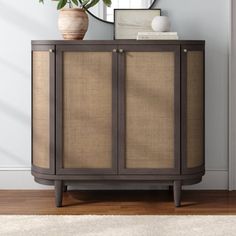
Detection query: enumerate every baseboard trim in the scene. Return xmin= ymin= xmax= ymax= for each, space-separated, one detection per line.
xmin=0 ymin=169 xmax=228 ymax=190
xmin=0 ymin=167 xmax=31 ymax=171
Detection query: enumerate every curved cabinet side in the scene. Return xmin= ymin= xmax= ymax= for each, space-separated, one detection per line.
xmin=31 ymin=45 xmax=55 ymax=175
xmin=181 ymin=44 xmax=205 ymax=174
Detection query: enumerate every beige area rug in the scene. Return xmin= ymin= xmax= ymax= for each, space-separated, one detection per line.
xmin=0 ymin=215 xmax=236 ymax=236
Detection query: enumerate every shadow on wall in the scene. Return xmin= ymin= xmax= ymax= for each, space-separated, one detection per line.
xmin=0 ymin=147 xmax=26 ymax=166
xmin=0 ymin=1 xmax=55 ymax=35
xmin=0 ymin=99 xmax=30 ymax=166
xmin=0 ymin=100 xmax=30 ymax=126
xmin=0 ymin=57 xmax=30 ymax=81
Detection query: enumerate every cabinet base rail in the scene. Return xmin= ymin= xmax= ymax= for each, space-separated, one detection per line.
xmin=34 ymin=175 xmax=203 ymax=208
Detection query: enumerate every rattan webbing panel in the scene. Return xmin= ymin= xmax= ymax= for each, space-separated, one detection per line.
xmin=187 ymin=51 xmax=204 ymax=168
xmin=126 ymin=52 xmax=175 ymax=169
xmin=63 ymin=52 xmax=112 ymax=168
xmin=33 ymin=51 xmax=50 ymax=168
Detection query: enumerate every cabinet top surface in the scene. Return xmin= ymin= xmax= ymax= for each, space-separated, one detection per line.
xmin=32 ymin=40 xmax=205 ymax=45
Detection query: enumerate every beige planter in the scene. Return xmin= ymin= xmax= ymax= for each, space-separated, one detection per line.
xmin=58 ymin=8 xmax=88 ymax=40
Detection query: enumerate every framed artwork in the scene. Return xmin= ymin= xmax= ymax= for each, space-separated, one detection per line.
xmin=114 ymin=9 xmax=161 ymax=39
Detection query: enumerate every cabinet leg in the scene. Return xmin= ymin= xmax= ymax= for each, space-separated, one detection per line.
xmin=63 ymin=185 xmax=68 ymax=192
xmin=173 ymin=180 xmax=181 ymax=207
xmin=55 ymin=180 xmax=63 ymax=207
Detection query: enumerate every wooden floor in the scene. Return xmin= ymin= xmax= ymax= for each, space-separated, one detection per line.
xmin=0 ymin=190 xmax=236 ymax=215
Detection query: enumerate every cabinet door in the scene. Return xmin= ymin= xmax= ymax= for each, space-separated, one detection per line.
xmin=32 ymin=45 xmax=55 ymax=174
xmin=118 ymin=45 xmax=180 ymax=174
xmin=181 ymin=45 xmax=205 ymax=174
xmin=56 ymin=45 xmax=118 ymax=175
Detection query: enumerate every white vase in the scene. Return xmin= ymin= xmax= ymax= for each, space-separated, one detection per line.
xmin=151 ymin=16 xmax=171 ymax=32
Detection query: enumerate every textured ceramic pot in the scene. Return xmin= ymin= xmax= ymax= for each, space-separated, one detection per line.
xmin=58 ymin=8 xmax=88 ymax=40
xmin=151 ymin=16 xmax=171 ymax=32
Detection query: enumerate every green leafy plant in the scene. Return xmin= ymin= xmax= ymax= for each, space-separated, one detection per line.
xmin=39 ymin=0 xmax=112 ymax=10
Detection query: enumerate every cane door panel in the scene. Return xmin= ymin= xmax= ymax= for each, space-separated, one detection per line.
xmin=181 ymin=45 xmax=205 ymax=174
xmin=118 ymin=45 xmax=180 ymax=174
xmin=56 ymin=45 xmax=118 ymax=175
xmin=32 ymin=45 xmax=55 ymax=174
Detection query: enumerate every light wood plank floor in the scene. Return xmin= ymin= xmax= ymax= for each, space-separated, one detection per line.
xmin=0 ymin=190 xmax=236 ymax=215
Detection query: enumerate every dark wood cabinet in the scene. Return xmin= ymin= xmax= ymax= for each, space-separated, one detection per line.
xmin=31 ymin=40 xmax=205 ymax=207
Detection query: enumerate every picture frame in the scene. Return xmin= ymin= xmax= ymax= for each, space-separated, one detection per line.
xmin=114 ymin=9 xmax=161 ymax=39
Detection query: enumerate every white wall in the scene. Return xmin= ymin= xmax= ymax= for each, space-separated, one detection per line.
xmin=0 ymin=0 xmax=229 ymax=189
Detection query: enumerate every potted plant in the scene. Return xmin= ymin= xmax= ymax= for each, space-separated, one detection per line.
xmin=39 ymin=0 xmax=112 ymax=40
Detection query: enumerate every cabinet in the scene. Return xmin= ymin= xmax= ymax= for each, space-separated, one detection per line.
xmin=31 ymin=40 xmax=205 ymax=207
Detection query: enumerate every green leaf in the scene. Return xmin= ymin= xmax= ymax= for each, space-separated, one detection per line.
xmin=81 ymin=0 xmax=90 ymax=7
xmin=39 ymin=0 xmax=44 ymax=3
xmin=84 ymin=0 xmax=99 ymax=9
xmin=57 ymin=0 xmax=67 ymax=10
xmin=71 ymin=0 xmax=79 ymax=6
xmin=102 ymin=0 xmax=111 ymax=7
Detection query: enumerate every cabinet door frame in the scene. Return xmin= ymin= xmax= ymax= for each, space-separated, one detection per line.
xmin=56 ymin=45 xmax=118 ymax=175
xmin=118 ymin=44 xmax=181 ymax=175
xmin=31 ymin=44 xmax=56 ymax=175
xmin=181 ymin=44 xmax=205 ymax=175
